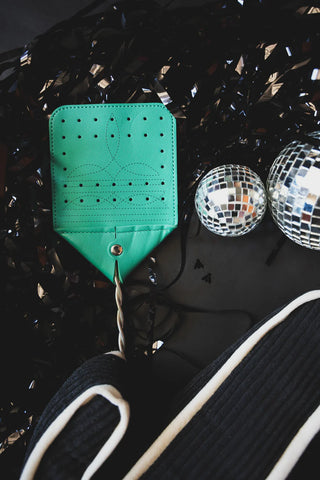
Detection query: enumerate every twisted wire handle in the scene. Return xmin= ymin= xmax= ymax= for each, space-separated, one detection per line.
xmin=114 ymin=262 xmax=125 ymax=355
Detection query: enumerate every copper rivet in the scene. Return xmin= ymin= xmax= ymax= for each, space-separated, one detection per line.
xmin=111 ymin=244 xmax=123 ymax=256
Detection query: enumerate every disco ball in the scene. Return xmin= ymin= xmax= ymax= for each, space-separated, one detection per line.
xmin=267 ymin=132 xmax=320 ymax=250
xmin=195 ymin=164 xmax=267 ymax=237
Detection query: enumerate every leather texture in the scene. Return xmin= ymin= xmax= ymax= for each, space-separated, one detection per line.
xmin=49 ymin=103 xmax=177 ymax=282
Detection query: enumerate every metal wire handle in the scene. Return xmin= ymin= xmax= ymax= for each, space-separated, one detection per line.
xmin=114 ymin=261 xmax=125 ymax=355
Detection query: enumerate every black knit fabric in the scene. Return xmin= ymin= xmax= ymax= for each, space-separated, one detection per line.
xmin=168 ymin=307 xmax=281 ymax=420
xmin=141 ymin=299 xmax=320 ymax=480
xmin=35 ymin=396 xmax=119 ymax=480
xmin=23 ymin=353 xmax=127 ymax=479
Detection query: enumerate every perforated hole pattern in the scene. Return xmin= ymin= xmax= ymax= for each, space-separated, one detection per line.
xmin=50 ymin=104 xmax=177 ymax=231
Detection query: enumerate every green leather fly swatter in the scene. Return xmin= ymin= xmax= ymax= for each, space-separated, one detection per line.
xmin=49 ymin=103 xmax=177 ymax=284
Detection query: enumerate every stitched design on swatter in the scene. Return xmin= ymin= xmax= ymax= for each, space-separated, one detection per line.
xmin=53 ymin=106 xmax=174 ymax=226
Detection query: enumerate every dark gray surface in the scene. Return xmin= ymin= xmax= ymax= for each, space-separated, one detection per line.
xmin=130 ymin=211 xmax=320 ymax=385
xmin=0 ymin=0 xmax=97 ymax=51
xmin=0 ymin=0 xmax=212 ymax=52
xmin=131 ymin=210 xmax=320 ymax=321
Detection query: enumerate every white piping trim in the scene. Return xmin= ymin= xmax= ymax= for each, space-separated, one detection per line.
xmin=105 ymin=350 xmax=126 ymax=361
xmin=20 ymin=384 xmax=130 ymax=480
xmin=123 ymin=290 xmax=320 ymax=480
xmin=266 ymin=404 xmax=320 ymax=480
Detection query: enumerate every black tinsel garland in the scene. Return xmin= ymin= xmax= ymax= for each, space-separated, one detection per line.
xmin=1 ymin=0 xmax=320 ymax=475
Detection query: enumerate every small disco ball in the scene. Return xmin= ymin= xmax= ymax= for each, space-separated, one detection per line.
xmin=195 ymin=164 xmax=267 ymax=237
xmin=267 ymin=132 xmax=320 ymax=250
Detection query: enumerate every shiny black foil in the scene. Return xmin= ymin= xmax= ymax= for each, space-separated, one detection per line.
xmin=2 ymin=0 xmax=320 ymax=473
